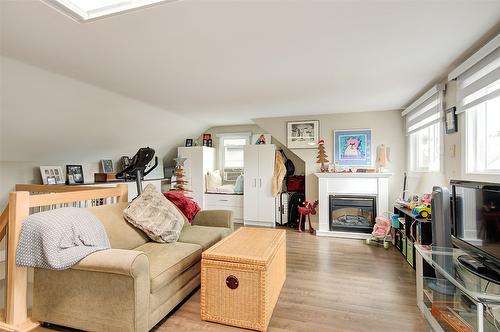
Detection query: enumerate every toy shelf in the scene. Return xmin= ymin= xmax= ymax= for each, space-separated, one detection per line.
xmin=393 ymin=204 xmax=432 ymax=269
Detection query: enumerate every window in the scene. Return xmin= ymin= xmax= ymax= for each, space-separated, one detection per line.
xmin=409 ymin=122 xmax=441 ymax=172
xmin=403 ymin=84 xmax=444 ymax=172
xmin=454 ymin=41 xmax=500 ymax=174
xmin=219 ymin=134 xmax=250 ymax=182
xmin=465 ymin=94 xmax=500 ymax=173
xmin=43 ymin=0 xmax=177 ymax=22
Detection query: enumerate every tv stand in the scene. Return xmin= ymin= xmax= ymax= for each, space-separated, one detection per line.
xmin=415 ymin=245 xmax=500 ymax=332
xmin=457 ymin=255 xmax=500 ymax=285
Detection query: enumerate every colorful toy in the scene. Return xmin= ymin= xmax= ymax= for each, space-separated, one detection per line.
xmin=298 ymin=200 xmax=318 ymax=234
xmin=366 ymin=216 xmax=392 ymax=249
xmin=412 ymin=203 xmax=432 ymax=219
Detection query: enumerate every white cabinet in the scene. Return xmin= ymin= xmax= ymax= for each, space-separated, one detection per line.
xmin=244 ymin=144 xmax=276 ymax=227
xmin=178 ymin=146 xmax=216 ymax=208
xmin=204 ymin=193 xmax=244 ymax=223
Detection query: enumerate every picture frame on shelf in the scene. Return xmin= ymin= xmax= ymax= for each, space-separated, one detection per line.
xmin=185 ymin=139 xmax=193 ymax=147
xmin=334 ymin=129 xmax=372 ymax=166
xmin=120 ymin=156 xmax=130 ymax=170
xmin=47 ymin=176 xmax=57 ymax=185
xmin=101 ymin=159 xmax=114 ymax=173
xmin=287 ymin=120 xmax=319 ymax=149
xmin=445 ymin=107 xmax=458 ymax=134
xmin=66 ymin=165 xmax=84 ymax=184
xmin=251 ymin=134 xmax=271 ymax=145
xmin=39 ymin=166 xmax=65 ymax=185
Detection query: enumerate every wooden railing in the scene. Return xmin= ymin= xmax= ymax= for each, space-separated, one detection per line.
xmin=0 ymin=184 xmax=128 ymax=331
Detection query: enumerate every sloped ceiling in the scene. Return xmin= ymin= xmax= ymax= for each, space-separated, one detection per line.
xmin=1 ymin=1 xmax=500 ymax=125
xmin=0 ymin=57 xmax=208 ymax=162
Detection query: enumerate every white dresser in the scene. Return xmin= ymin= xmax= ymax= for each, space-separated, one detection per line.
xmin=204 ymin=193 xmax=244 ymax=223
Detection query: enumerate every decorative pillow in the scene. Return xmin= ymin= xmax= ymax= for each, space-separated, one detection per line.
xmin=206 ymin=170 xmax=222 ymax=192
xmin=163 ymin=191 xmax=201 ymax=222
xmin=234 ymin=174 xmax=244 ymax=193
xmin=123 ymin=184 xmax=184 ymax=243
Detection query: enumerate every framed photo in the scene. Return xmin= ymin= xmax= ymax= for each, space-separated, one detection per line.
xmin=121 ymin=156 xmax=130 ymax=170
xmin=445 ymin=107 xmax=458 ymax=134
xmin=287 ymin=120 xmax=319 ymax=149
xmin=185 ymin=139 xmax=193 ymax=147
xmin=334 ymin=129 xmax=372 ymax=166
xmin=40 ymin=166 xmax=65 ymax=184
xmin=251 ymin=134 xmax=271 ymax=145
xmin=101 ymin=159 xmax=114 ymax=173
xmin=47 ymin=176 xmax=57 ymax=185
xmin=66 ymin=165 xmax=84 ymax=184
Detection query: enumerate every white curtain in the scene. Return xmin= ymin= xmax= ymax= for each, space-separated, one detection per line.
xmin=402 ymin=85 xmax=444 ymax=135
xmin=456 ymin=47 xmax=500 ymax=114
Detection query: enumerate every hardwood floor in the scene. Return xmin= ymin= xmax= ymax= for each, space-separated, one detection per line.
xmin=36 ymin=228 xmax=427 ymax=332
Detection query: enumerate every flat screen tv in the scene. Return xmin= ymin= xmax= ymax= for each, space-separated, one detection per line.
xmin=451 ymin=180 xmax=500 ymax=283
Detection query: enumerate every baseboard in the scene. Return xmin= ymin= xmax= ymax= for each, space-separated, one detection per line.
xmin=243 ymin=220 xmax=275 ymax=228
xmin=315 ymin=230 xmax=370 ymax=239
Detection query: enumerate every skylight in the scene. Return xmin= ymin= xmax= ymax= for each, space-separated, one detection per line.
xmin=43 ymin=0 xmax=178 ymax=22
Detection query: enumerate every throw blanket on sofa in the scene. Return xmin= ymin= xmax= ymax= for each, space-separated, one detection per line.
xmin=16 ymin=207 xmax=111 ymax=270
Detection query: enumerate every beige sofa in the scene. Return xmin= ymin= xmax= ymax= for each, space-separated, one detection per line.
xmin=32 ymin=202 xmax=233 ymax=332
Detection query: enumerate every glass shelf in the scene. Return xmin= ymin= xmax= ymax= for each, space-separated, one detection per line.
xmin=416 ymin=245 xmax=500 ymax=304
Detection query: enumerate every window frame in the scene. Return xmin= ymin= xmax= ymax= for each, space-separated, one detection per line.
xmin=217 ymin=133 xmax=251 ymax=182
xmin=408 ymin=121 xmax=442 ymax=173
xmin=464 ymin=95 xmax=500 ymax=175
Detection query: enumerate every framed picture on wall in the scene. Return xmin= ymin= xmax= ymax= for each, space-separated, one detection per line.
xmin=445 ymin=107 xmax=458 ymax=134
xmin=39 ymin=166 xmax=65 ymax=185
xmin=287 ymin=120 xmax=319 ymax=149
xmin=334 ymin=129 xmax=372 ymax=166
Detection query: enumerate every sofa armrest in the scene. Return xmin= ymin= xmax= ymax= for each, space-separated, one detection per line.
xmin=72 ymin=248 xmax=149 ymax=278
xmin=191 ymin=210 xmax=233 ymax=230
xmin=33 ymin=249 xmax=150 ymax=332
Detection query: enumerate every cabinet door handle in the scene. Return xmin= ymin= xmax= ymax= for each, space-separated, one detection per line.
xmin=259 ymin=178 xmax=262 ymax=188
xmin=253 ymin=178 xmax=257 ymax=187
xmin=219 ymin=199 xmax=229 ymax=202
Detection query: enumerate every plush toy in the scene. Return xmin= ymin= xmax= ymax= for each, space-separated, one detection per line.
xmin=298 ymin=200 xmax=318 ymax=234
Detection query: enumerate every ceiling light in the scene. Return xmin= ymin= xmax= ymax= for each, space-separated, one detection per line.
xmin=42 ymin=0 xmax=179 ymax=22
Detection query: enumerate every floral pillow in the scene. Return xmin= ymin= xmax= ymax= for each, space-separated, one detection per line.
xmin=123 ymin=184 xmax=184 ymax=243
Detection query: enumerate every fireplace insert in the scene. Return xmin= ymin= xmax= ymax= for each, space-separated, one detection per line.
xmin=329 ymin=195 xmax=377 ymax=233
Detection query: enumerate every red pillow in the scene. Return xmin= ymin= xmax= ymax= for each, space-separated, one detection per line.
xmin=163 ymin=192 xmax=201 ymax=222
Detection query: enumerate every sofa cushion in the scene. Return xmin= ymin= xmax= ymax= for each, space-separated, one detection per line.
xmin=178 ymin=225 xmax=232 ymax=250
xmin=135 ymin=241 xmax=202 ymax=293
xmin=124 ymin=184 xmax=185 ymax=243
xmin=88 ymin=202 xmax=149 ymax=250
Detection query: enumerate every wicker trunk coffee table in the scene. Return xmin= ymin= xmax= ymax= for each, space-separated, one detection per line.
xmin=201 ymin=227 xmax=286 ymax=331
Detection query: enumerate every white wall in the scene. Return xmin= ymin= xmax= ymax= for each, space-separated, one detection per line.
xmin=254 ymin=110 xmax=405 ymax=223
xmin=0 ymin=57 xmax=208 ymax=209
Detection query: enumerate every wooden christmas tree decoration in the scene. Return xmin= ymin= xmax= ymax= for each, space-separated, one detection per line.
xmin=316 ymin=139 xmax=329 ymax=172
xmin=170 ymin=158 xmax=191 ymax=193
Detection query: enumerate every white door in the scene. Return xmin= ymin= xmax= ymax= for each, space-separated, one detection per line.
xmin=244 ymin=145 xmax=259 ymax=221
xmin=257 ymin=145 xmax=276 ymax=224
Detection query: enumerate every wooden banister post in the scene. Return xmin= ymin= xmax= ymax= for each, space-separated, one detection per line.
xmin=6 ymin=191 xmax=30 ymax=325
xmin=117 ymin=184 xmax=129 ymax=203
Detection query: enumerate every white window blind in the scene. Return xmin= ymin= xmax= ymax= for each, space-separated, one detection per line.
xmin=456 ymin=47 xmax=500 ymax=114
xmin=402 ymin=84 xmax=445 ymax=135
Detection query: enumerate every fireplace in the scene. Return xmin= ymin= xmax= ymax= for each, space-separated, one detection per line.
xmin=329 ymin=195 xmax=377 ymax=233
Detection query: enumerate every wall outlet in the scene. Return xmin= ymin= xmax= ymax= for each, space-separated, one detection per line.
xmin=448 ymin=144 xmax=456 ymax=158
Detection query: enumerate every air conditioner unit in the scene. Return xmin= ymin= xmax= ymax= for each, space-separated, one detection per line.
xmin=223 ymin=168 xmax=243 ymax=182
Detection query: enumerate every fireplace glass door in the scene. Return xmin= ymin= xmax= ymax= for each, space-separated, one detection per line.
xmin=329 ymin=195 xmax=377 ymax=233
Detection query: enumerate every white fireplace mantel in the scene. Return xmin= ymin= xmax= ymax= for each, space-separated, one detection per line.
xmin=315 ymin=172 xmax=392 ymax=239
